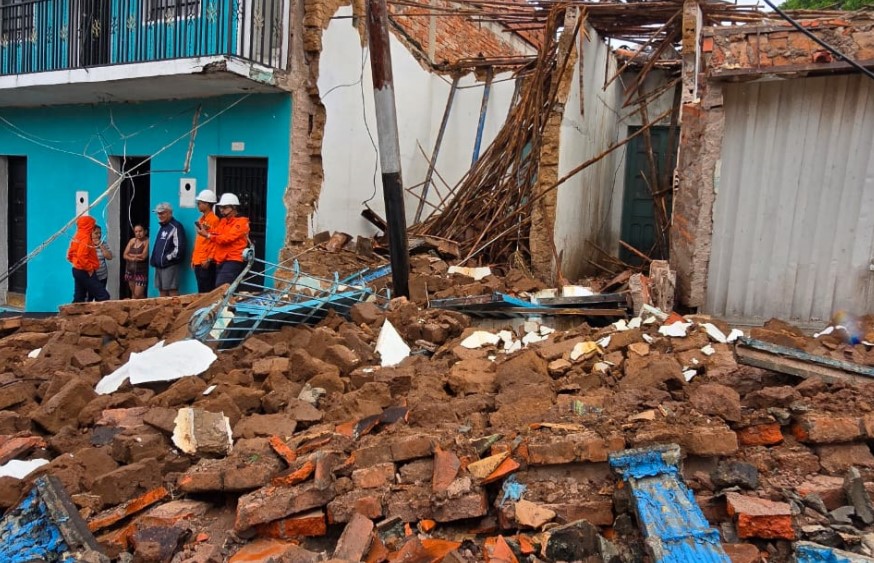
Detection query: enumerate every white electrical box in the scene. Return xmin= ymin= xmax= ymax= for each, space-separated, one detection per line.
xmin=179 ymin=178 xmax=196 ymax=208
xmin=75 ymin=191 xmax=89 ymax=216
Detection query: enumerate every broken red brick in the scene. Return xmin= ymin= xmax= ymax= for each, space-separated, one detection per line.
xmin=268 ymin=435 xmax=297 ymax=465
xmin=422 ymin=538 xmax=463 ymax=560
xmin=723 ymin=543 xmax=762 ymax=563
xmin=432 ymin=447 xmax=461 ymax=492
xmin=352 ymin=462 xmax=396 ymax=489
xmin=255 ymin=509 xmax=327 ymax=539
xmin=229 ymin=539 xmax=316 ymax=562
xmin=737 ymin=423 xmax=783 ymax=447
xmin=271 ymin=460 xmax=316 ymax=487
xmin=88 ymin=487 xmax=170 ymax=533
xmin=726 ymin=492 xmax=795 ymax=540
xmin=364 ymin=533 xmax=390 ymax=563
xmin=0 ymin=435 xmax=46 ymax=465
xmin=419 ymin=519 xmax=437 ymax=533
xmin=792 ymin=414 xmax=862 ymax=444
xmin=485 ymin=535 xmax=519 ymax=563
xmin=482 ymin=457 xmax=521 ymax=485
xmin=334 ymin=512 xmax=374 ymax=561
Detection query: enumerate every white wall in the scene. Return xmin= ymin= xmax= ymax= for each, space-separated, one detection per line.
xmin=314 ymin=6 xmax=520 ymax=236
xmin=554 ymin=28 xmax=676 ymax=280
xmin=554 ymin=28 xmax=626 ymax=280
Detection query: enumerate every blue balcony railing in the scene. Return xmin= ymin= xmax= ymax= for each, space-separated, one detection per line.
xmin=0 ymin=0 xmax=287 ymax=76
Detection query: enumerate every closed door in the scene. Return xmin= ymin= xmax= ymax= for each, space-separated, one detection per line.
xmin=216 ymin=157 xmax=267 ymax=288
xmin=620 ymin=126 xmax=677 ymax=264
xmin=7 ymin=156 xmax=27 ymax=294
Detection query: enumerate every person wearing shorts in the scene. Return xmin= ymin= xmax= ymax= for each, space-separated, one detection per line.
xmin=149 ymin=202 xmax=187 ymax=296
xmin=123 ymin=225 xmax=149 ymax=299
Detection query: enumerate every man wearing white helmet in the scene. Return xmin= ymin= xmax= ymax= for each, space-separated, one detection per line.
xmin=195 ymin=192 xmax=250 ymax=287
xmin=191 ymin=189 xmax=220 ymax=293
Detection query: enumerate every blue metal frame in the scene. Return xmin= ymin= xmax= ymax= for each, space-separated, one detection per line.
xmin=189 ymin=248 xmax=390 ymax=348
xmin=609 ymin=444 xmax=731 ymax=563
xmin=0 ymin=0 xmax=285 ymax=76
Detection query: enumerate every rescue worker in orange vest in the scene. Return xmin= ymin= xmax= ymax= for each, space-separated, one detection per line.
xmin=191 ymin=189 xmax=220 ymax=293
xmin=195 ymin=192 xmax=250 ymax=287
xmin=68 ymin=215 xmax=110 ymax=302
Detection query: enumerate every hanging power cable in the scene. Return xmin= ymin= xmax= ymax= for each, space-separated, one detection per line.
xmin=760 ymin=0 xmax=874 ymax=82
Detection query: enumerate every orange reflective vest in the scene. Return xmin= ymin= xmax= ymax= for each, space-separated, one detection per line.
xmin=191 ymin=210 xmax=220 ymax=266
xmin=67 ymin=216 xmax=99 ymax=273
xmin=212 ymin=216 xmax=250 ymax=264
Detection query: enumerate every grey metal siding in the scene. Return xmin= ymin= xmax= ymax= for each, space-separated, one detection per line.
xmin=706 ymin=75 xmax=874 ymax=324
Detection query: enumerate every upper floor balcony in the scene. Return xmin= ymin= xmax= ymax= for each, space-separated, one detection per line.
xmin=0 ymin=0 xmax=289 ymax=106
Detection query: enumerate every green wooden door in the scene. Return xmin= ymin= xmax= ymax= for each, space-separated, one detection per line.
xmin=620 ymin=126 xmax=677 ymax=264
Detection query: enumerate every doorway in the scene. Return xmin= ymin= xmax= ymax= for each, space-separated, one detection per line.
xmin=216 ymin=157 xmax=268 ymax=289
xmin=620 ymin=126 xmax=678 ymax=265
xmin=6 ymin=156 xmax=27 ymax=305
xmin=80 ymin=0 xmax=111 ymax=67
xmin=116 ymin=157 xmax=151 ymax=299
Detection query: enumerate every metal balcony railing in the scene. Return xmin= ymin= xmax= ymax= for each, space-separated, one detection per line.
xmin=0 ymin=0 xmax=288 ymax=76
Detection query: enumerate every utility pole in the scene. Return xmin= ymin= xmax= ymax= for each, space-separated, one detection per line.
xmin=366 ymin=0 xmax=410 ymax=298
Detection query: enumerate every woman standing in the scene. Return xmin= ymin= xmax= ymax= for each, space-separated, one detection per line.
xmin=123 ymin=225 xmax=149 ymax=299
xmin=91 ymin=226 xmax=113 ymax=298
xmin=195 ymin=193 xmax=250 ymax=287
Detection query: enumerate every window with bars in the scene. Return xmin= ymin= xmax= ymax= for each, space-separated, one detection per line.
xmin=0 ymin=0 xmax=32 ymax=40
xmin=145 ymin=0 xmax=200 ymax=22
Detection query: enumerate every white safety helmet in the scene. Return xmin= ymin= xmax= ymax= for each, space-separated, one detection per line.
xmin=217 ymin=193 xmax=241 ymax=207
xmin=195 ymin=189 xmax=217 ymax=204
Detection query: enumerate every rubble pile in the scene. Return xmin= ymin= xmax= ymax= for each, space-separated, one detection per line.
xmin=3 ymin=293 xmax=874 ymax=561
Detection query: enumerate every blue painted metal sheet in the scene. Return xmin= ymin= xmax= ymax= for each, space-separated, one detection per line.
xmin=795 ymin=541 xmax=874 ymax=563
xmin=0 ymin=475 xmax=105 ymax=562
xmin=609 ymin=444 xmax=730 ymax=563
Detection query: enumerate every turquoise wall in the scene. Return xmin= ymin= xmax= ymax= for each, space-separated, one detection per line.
xmin=0 ymin=93 xmax=291 ymax=312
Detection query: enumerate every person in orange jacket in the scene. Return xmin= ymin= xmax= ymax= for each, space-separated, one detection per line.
xmin=68 ymin=215 xmax=110 ymax=302
xmin=191 ymin=189 xmax=221 ymax=293
xmin=195 ymin=193 xmax=250 ymax=287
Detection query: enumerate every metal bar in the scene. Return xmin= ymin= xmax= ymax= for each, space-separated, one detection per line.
xmin=738 ymin=337 xmax=874 ymax=377
xmin=471 ymin=67 xmax=493 ymax=165
xmin=366 ymin=0 xmax=410 ymax=298
xmin=415 ymin=75 xmax=459 ymax=224
xmin=534 ymin=293 xmax=629 ymax=306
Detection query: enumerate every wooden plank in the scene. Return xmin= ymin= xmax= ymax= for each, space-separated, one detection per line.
xmin=534 ymin=293 xmax=629 ymax=306
xmin=0 ymin=316 xmax=21 ymax=332
xmin=711 ymin=59 xmax=874 ymax=80
xmin=735 ymin=338 xmax=874 ymax=385
xmin=738 ymin=337 xmax=874 ymax=377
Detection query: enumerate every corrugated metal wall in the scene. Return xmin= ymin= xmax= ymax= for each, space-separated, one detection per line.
xmin=706 ymin=75 xmax=874 ymax=324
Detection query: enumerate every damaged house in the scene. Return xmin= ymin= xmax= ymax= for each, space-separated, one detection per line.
xmin=0 ymin=0 xmax=533 ymax=311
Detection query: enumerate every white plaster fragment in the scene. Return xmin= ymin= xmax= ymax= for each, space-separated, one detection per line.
xmin=203 ymin=385 xmax=217 ymax=396
xmin=570 ymin=342 xmax=600 ymax=362
xmin=539 ymin=326 xmax=556 ymax=336
xmin=593 ymin=362 xmax=611 ymax=374
xmin=505 ymin=340 xmax=523 ymax=354
xmin=627 ymin=318 xmax=642 ymax=329
xmin=597 ymin=335 xmax=612 ymax=348
xmin=641 ymin=304 xmax=668 ymax=321
xmin=376 ymin=320 xmax=411 ymax=366
xmin=522 ymin=331 xmax=547 ymax=345
xmin=612 ymin=319 xmax=629 ymax=332
xmin=447 ymin=266 xmax=492 ymax=281
xmin=814 ymin=326 xmax=835 ymax=339
xmin=27 ymin=348 xmax=41 ymax=359
xmin=128 ymin=340 xmax=217 ymax=386
xmin=643 ymin=316 xmax=657 ymax=325
xmin=726 ymin=329 xmax=745 ymax=343
xmin=0 ymin=458 xmax=49 ymax=480
xmin=702 ymin=323 xmax=728 ymax=344
xmin=562 ymin=286 xmax=594 ymax=297
xmin=461 ymin=330 xmax=501 ymax=349
xmin=497 ymin=330 xmax=514 ymax=344
xmin=659 ymin=322 xmax=692 ymax=338
xmin=642 ymin=334 xmax=655 ymax=344
xmin=683 ymin=369 xmax=697 ymax=382
xmin=701 ymin=345 xmax=716 ymax=356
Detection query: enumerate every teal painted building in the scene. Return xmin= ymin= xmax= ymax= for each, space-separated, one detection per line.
xmin=0 ymin=0 xmax=293 ymax=312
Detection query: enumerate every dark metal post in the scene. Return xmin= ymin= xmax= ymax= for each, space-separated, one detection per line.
xmin=366 ymin=0 xmax=409 ymax=298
